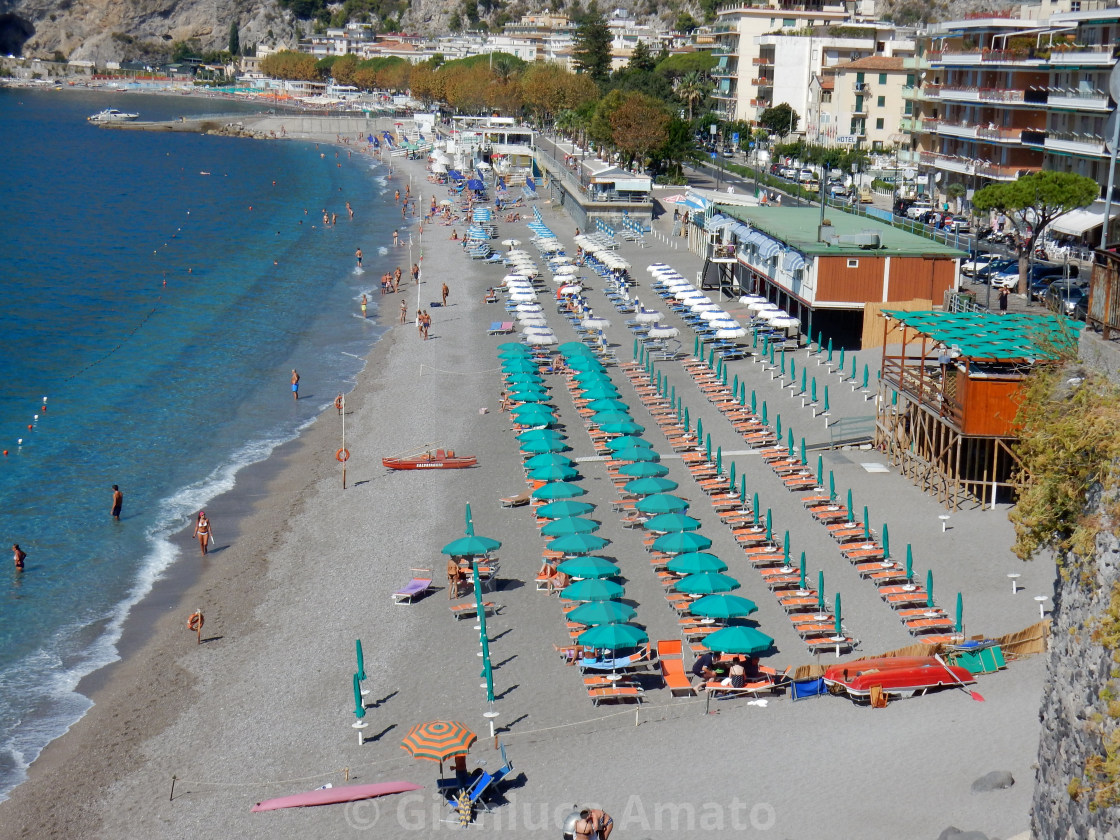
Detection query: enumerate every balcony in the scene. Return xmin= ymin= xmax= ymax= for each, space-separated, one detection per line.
xmin=898 ymin=116 xmax=924 ymax=132
xmin=852 ymin=103 xmax=868 ymax=116
xmin=712 ymin=69 xmax=738 ymax=79
xmin=938 ymin=86 xmax=1027 ymax=104
xmin=1045 ymin=88 xmax=1112 ymax=111
xmin=903 ymin=55 xmax=929 ymax=70
xmin=853 ymin=81 xmax=870 ymax=93
xmin=1048 ymin=44 xmax=1116 ymax=66
xmin=935 ymin=49 xmax=1045 ymax=67
xmin=1044 ymin=132 xmax=1108 ymax=157
xmin=749 ymin=97 xmax=771 ymax=107
xmin=750 ymin=77 xmax=772 ymax=86
xmin=752 ymin=56 xmax=773 ymax=66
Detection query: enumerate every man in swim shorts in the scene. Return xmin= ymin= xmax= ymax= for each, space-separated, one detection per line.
xmin=291 ymin=369 xmax=300 ymax=401
xmin=12 ymin=544 xmax=26 ymax=571
xmin=111 ymin=485 xmax=123 ymax=520
xmin=355 ymin=248 xmax=363 ymax=267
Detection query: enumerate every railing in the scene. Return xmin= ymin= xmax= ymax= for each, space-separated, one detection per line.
xmin=854 ymin=82 xmax=869 ymax=92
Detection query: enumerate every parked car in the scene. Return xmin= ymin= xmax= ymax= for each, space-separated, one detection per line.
xmin=961 ymin=252 xmax=1000 ymax=277
xmin=941 ymin=216 xmax=971 ymax=233
xmin=988 ymin=267 xmax=1021 ymax=289
xmin=974 ymin=259 xmax=1017 ymax=284
xmin=1045 ymin=281 xmax=1087 ymax=317
xmin=829 ymin=182 xmax=850 ymax=198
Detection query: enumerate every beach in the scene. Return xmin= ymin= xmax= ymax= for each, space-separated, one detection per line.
xmin=0 ymin=134 xmax=1051 ymax=839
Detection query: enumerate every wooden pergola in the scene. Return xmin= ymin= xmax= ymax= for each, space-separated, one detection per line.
xmin=874 ymin=310 xmax=1079 ymax=510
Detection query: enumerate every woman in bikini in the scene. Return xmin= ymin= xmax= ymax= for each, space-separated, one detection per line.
xmin=193 ymin=511 xmax=213 ymax=556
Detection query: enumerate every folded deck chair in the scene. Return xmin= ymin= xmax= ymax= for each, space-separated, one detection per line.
xmin=500 ymin=489 xmax=531 ymax=507
xmin=392 ymin=571 xmax=433 ymax=604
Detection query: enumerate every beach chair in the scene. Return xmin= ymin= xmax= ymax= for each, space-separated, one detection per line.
xmin=488 ymin=322 xmax=515 ymax=335
xmin=392 ymin=571 xmax=433 ymax=604
xmin=659 ymin=656 xmax=695 ymax=697
xmin=588 ymin=686 xmax=644 ymax=706
xmin=450 ymin=601 xmax=500 ymax=621
xmin=446 ymin=770 xmax=497 ymax=815
xmin=500 ymin=489 xmax=531 ymax=508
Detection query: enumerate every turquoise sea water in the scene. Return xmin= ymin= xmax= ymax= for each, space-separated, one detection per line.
xmin=0 ymin=88 xmax=399 ymax=799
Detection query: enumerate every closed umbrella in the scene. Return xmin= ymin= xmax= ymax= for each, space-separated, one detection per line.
xmin=541 ymin=516 xmax=601 ymax=536
xmin=533 ymin=481 xmax=587 ymax=500
xmin=955 ymin=592 xmax=963 ymax=633
xmin=643 ymin=512 xmax=702 ymax=532
xmin=765 ymin=509 xmax=772 ymax=543
xmin=618 ymin=462 xmax=669 ymax=478
xmin=560 ymin=579 xmax=624 ymax=601
xmin=548 ymin=533 xmax=609 ymax=554
xmin=690 ymin=593 xmax=758 ymax=619
xmin=881 ymin=523 xmax=890 ymax=560
xmin=635 ymin=494 xmax=690 ymax=514
xmin=817 ymin=571 xmax=826 ymax=615
xmin=653 ymin=531 xmax=713 ymax=553
xmin=926 ymin=569 xmax=934 ymax=608
xmin=673 ymin=572 xmax=741 ymax=594
xmin=557 ymin=556 xmax=618 ymax=579
xmin=537 ymin=499 xmax=594 ymax=519
xmin=624 ymin=476 xmax=679 ymax=495
xmin=799 ymin=551 xmax=807 ymax=592
xmin=568 ymin=600 xmax=636 ymax=625
xmin=905 ymin=544 xmax=913 ymax=582
xmin=612 ymin=446 xmax=659 ymax=462
xmin=577 ymin=623 xmax=648 ymax=649
xmin=666 ymin=553 xmax=728 ymax=575
xmin=729 ymin=461 xmax=736 ymax=492
xmin=524 ymin=453 xmax=575 ymax=470
xmin=833 ymin=593 xmax=843 ymax=638
xmin=528 ymin=464 xmax=579 ymax=482
xmin=701 ymin=626 xmax=774 ymax=655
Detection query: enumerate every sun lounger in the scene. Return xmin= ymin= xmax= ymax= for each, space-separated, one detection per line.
xmin=705 ymin=677 xmax=784 ymax=699
xmin=488 ymin=321 xmax=515 ymax=335
xmin=905 ymin=617 xmax=956 ymax=634
xmin=804 ymin=635 xmax=855 ymax=654
xmin=588 ymin=686 xmax=643 ymax=706
xmin=500 ymin=489 xmax=531 ymax=507
xmin=660 ymin=655 xmax=696 ymax=697
xmin=450 ymin=601 xmax=500 ymax=620
xmin=392 ymin=572 xmax=434 ymax=604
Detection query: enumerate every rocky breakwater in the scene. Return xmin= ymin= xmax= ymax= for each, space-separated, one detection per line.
xmin=1032 ymin=490 xmax=1120 ymax=838
xmin=102 ymin=116 xmax=273 ymax=139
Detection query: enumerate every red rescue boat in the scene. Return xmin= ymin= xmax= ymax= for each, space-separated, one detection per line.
xmin=383 ymin=445 xmax=478 ymax=470
xmin=823 ymin=656 xmax=975 ymax=700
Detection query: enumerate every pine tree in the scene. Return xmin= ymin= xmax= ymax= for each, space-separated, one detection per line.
xmin=229 ymin=21 xmax=240 ymax=56
xmin=572 ymin=2 xmax=611 ymax=84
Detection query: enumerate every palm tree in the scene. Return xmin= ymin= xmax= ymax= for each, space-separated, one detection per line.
xmin=675 ymin=71 xmax=710 ymax=122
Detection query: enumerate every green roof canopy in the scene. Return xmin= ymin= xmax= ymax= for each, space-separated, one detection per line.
xmin=881 ymin=309 xmax=1081 ymax=362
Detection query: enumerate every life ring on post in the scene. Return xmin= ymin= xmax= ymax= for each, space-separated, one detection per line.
xmin=336 ymin=448 xmax=351 ymax=462
xmin=187 ymin=610 xmax=204 ymax=632
xmin=334 ymin=395 xmax=344 ymax=412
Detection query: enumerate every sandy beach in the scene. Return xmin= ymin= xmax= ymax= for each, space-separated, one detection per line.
xmin=0 ymin=136 xmax=1051 ymax=840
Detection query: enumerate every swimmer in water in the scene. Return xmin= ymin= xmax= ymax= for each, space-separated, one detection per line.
xmin=355 ymin=248 xmax=363 ymax=267
xmin=13 ymin=543 xmax=26 ymax=571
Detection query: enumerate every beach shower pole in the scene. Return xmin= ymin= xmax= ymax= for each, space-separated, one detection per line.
xmin=412 ymin=236 xmax=420 ymax=329
xmin=341 ymin=393 xmax=347 ymax=489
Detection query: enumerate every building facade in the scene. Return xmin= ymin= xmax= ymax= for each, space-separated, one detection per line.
xmin=824 ymin=55 xmax=912 ymax=149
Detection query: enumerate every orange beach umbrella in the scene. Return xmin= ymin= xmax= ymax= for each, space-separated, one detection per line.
xmin=401 ymin=720 xmax=477 ymax=767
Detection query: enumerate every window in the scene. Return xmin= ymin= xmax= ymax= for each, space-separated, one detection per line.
xmin=906 ymin=73 xmax=915 ymax=86
xmin=855 ymin=95 xmax=863 ymax=111
xmin=856 ymin=72 xmax=865 ymax=83
xmin=877 ymin=95 xmax=885 ymax=107
xmin=879 ymin=73 xmax=887 ymax=84
xmin=847 ymin=259 xmax=859 ymax=268
xmin=783 ymin=18 xmax=796 ymax=26
xmin=876 ymin=117 xmax=884 ymax=129
xmin=904 ymin=101 xmax=913 ymax=116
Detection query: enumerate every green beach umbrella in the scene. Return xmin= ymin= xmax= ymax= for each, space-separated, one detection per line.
xmin=739 ymin=474 xmax=747 ymax=502
xmin=497 ymin=341 xmax=526 ymax=351
xmin=696 ymin=416 xmax=704 ymax=444
xmin=862 ymin=364 xmax=870 ymax=390
xmin=705 ymin=434 xmax=712 ymax=463
xmin=618 ymin=461 xmax=669 ymax=478
xmin=586 ymin=398 xmax=629 ymax=412
xmin=863 ymin=506 xmax=870 ymax=540
xmin=782 ymin=530 xmax=791 ymax=565
xmin=525 ymin=452 xmax=576 ymax=469
xmin=442 ymin=534 xmax=501 ymax=556
xmin=733 ymin=374 xmax=739 ymax=396
xmin=512 ymin=405 xmax=557 ymax=425
xmin=509 ymin=388 xmax=550 ymax=403
xmin=811 ymin=377 xmax=818 ymax=403
xmin=775 ymin=414 xmax=782 ymax=439
xmin=701 ymin=626 xmax=774 ymax=656
xmin=790 ymin=357 xmax=796 ymax=381
xmin=600 ymin=421 xmax=645 ymax=435
xmin=613 ymin=446 xmax=659 ymax=462
xmin=926 ymin=569 xmax=934 ymax=609
xmin=716 ymin=446 xmax=723 ymax=475
xmin=683 ymin=406 xmax=690 ymax=432
xmin=750 ymin=390 xmax=757 ymax=414
xmin=540 ymin=516 xmax=601 ymax=537
xmin=521 ymin=438 xmax=570 ymax=454
xmin=568 ymin=600 xmax=636 ymax=626
xmin=498 ymin=347 xmax=530 ymax=359
xmin=632 ymin=338 xmax=639 ymax=361
xmin=799 ymin=551 xmax=807 ymax=591
xmin=537 ymin=499 xmax=595 ymax=519
xmin=673 ymin=572 xmax=741 ymax=595
xmin=689 ymin=593 xmax=758 ymax=619
xmin=356 ymin=639 xmax=366 ymax=682
xmin=834 ymin=593 xmax=843 ymax=637
xmin=666 ymin=553 xmax=728 ymax=575
xmin=505 ymin=373 xmax=544 ymax=386
xmin=353 ymin=673 xmax=365 ymax=722
xmin=652 ymin=531 xmax=713 ymax=553
xmin=528 ymin=464 xmax=579 ymax=482
xmin=823 ymin=385 xmax=830 ymax=414
xmin=881 ymin=523 xmax=890 ymax=560
xmin=577 ymin=622 xmax=648 ymax=649
xmin=635 ymin=494 xmax=690 ymax=514
xmin=765 ymin=509 xmax=772 ymax=542
xmin=761 ymin=401 xmax=768 ymax=425
xmin=729 ymin=461 xmax=736 ymax=491
xmin=780 ymin=351 xmax=787 ymax=377
xmin=502 ymin=358 xmax=538 ymax=373
xmin=828 ymin=470 xmax=836 ymax=501
xmin=753 ymin=493 xmax=760 ymax=526
xmin=517 ymin=428 xmax=565 ymax=443
xmin=624 ymin=476 xmax=679 ymax=495
xmin=801 ymin=438 xmax=807 ymax=467
xmin=606 ymin=435 xmax=651 ymax=451
xmin=817 ymin=571 xmax=826 ymax=614
xmin=846 ymin=489 xmax=854 ymax=522
xmin=827 ymin=337 xmax=833 ymax=361
xmin=566 ymin=355 xmax=604 ymax=371
xmin=850 ymin=355 xmax=857 ymax=381
xmin=643 ymin=512 xmax=702 ymax=532
xmin=671 ymin=384 xmax=676 ymax=406
xmin=787 ymin=428 xmax=794 ymax=459
xmin=591 ymin=411 xmax=633 ymax=426
xmin=559 ymin=341 xmax=593 ymax=356
xmin=816 ymin=454 xmax=823 ymax=485
xmin=560 ymin=578 xmax=624 ymax=601
xmin=579 ymin=386 xmax=621 ymax=401
xmin=548 ymin=533 xmax=609 ymax=554
xmin=800 ymin=367 xmax=807 ymax=395
xmin=905 ymin=544 xmax=913 ymax=581
xmin=533 ymin=481 xmax=588 ymax=500
xmin=955 ymin=592 xmax=963 ymax=634
xmin=557 ymin=556 xmax=618 ymax=579
xmin=838 ymin=347 xmax=846 ymax=372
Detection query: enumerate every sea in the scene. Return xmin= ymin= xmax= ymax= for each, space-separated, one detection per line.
xmin=0 ymin=86 xmax=402 ymax=801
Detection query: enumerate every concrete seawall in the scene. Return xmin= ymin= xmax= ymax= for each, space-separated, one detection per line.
xmin=103 ymin=114 xmax=402 ymax=142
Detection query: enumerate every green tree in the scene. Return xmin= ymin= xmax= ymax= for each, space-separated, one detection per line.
xmin=674 ymin=70 xmax=709 ymax=121
xmin=759 ymin=103 xmax=799 ymax=138
xmin=674 ymin=12 xmax=699 ymax=33
xmin=972 ymin=171 xmax=1099 ymax=294
xmin=589 ymin=88 xmax=625 ymax=149
xmin=651 ymin=116 xmax=700 ymax=180
xmin=609 ymin=92 xmax=670 ymax=168
xmin=655 ymin=51 xmax=717 ymax=82
xmin=627 ymin=41 xmax=656 ymax=73
xmin=228 ymin=21 xmax=240 ymax=56
xmin=572 ymin=1 xmax=612 ymax=83
xmin=448 ymin=10 xmax=463 ymax=31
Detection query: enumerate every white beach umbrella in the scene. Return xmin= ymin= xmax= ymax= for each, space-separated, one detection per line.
xmin=538 ymin=239 xmax=564 ymax=253
xmin=758 ymin=309 xmax=791 ymax=322
xmin=769 ymin=317 xmax=801 ymax=330
xmin=647 ymin=325 xmax=680 ymax=339
xmin=634 ymin=310 xmax=663 ymax=324
xmin=690 ymin=302 xmax=721 ymax=313
xmin=555 ymin=265 xmax=580 ymax=275
xmin=510 ymin=292 xmax=538 ymax=302
xmin=525 ymin=331 xmax=558 ymax=345
xmin=501 ymin=238 xmax=522 ymax=247
xmin=708 ymin=319 xmax=741 ymax=330
xmin=747 ymin=301 xmax=780 ymax=314
xmin=431 ymin=163 xmax=448 ymax=174
xmin=699 ymin=309 xmax=733 ymax=321
xmin=551 ymin=256 xmax=573 ymax=265
xmin=519 ymin=316 xmax=549 ymax=327
xmin=582 ymin=317 xmax=611 ymax=330
xmin=646 ymin=263 xmax=671 ymax=273
xmin=516 ymin=302 xmax=543 ymax=312
xmin=559 ymin=284 xmax=582 ymax=296
xmin=715 ymin=327 xmax=748 ymax=339
xmin=739 ymin=295 xmax=766 ymax=305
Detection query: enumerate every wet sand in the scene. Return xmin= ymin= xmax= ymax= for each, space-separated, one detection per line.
xmin=0 ymin=141 xmax=1050 ymax=840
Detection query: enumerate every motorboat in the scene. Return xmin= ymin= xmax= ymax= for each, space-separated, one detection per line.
xmin=383 ymin=445 xmax=477 ymax=470
xmin=823 ymin=656 xmax=974 ymax=700
xmin=88 ymin=108 xmax=139 ymax=123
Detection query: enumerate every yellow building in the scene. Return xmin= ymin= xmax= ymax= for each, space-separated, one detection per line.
xmin=824 ymin=56 xmax=911 ymax=150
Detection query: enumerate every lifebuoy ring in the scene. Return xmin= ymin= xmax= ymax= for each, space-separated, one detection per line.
xmin=334 ymin=395 xmax=344 ymax=411
xmin=336 ymin=448 xmax=350 ymax=462
xmin=187 ymin=611 xmax=204 ymax=632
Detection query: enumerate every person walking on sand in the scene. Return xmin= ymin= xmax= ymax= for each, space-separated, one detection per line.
xmin=441 ymin=283 xmax=449 ymax=307
xmin=12 ymin=543 xmax=26 ymax=571
xmin=400 ymin=299 xmax=407 ymax=324
xmin=361 ymin=294 xmax=367 ymax=318
xmin=111 ymin=485 xmax=123 ymax=521
xmin=394 ymin=266 xmax=402 ymax=292
xmin=447 ymin=557 xmax=465 ymax=599
xmin=291 ymin=369 xmax=300 ymax=401
xmin=355 ymin=247 xmax=363 ymax=268
xmin=411 ymin=263 xmax=420 ymax=284
xmin=193 ymin=511 xmax=213 ymax=556
xmin=417 ymin=310 xmax=424 ymax=338
xmin=393 ymin=230 xmax=399 ymax=248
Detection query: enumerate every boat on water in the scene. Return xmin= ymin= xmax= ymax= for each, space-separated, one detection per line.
xmin=88 ymin=108 xmax=140 ymax=123
xmin=383 ymin=445 xmax=477 ymax=470
xmin=251 ymin=780 xmax=422 ymax=812
xmin=823 ymin=656 xmax=974 ymax=700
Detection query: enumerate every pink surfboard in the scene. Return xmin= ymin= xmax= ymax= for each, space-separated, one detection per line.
xmin=252 ymin=780 xmax=422 ymax=812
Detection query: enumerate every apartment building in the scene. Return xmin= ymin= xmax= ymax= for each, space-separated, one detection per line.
xmin=903 ymin=4 xmax=1118 ymax=230
xmin=821 ymin=55 xmax=912 ymax=149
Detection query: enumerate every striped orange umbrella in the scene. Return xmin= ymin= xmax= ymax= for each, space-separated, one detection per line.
xmin=401 ymin=720 xmax=477 ymax=768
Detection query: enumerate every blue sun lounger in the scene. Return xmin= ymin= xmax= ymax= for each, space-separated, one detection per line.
xmin=488 ymin=322 xmax=515 ymax=335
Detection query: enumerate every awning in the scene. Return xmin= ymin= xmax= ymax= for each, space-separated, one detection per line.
xmin=705 ymin=214 xmax=736 ymax=233
xmin=612 ymin=177 xmax=652 ymax=192
xmin=757 ymin=236 xmax=782 ymax=260
xmin=729 ymin=223 xmax=752 ymax=240
xmin=1051 ymin=206 xmax=1118 ymax=237
xmin=784 ymin=251 xmax=807 ymax=272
